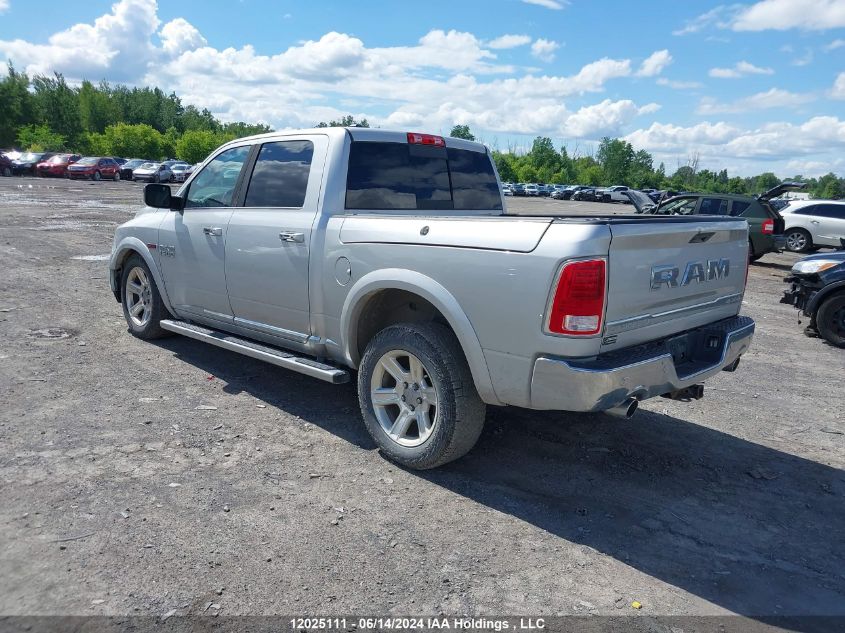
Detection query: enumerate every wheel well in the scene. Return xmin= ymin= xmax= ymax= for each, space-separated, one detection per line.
xmin=355 ymin=289 xmax=451 ymax=361
xmin=112 ymin=248 xmax=141 ymax=302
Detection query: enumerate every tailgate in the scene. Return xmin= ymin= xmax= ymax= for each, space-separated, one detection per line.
xmin=603 ymin=217 xmax=748 ymax=350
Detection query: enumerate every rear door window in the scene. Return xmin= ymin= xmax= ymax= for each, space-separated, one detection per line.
xmin=817 ymin=204 xmax=845 ymax=219
xmin=244 ymin=140 xmax=314 ymax=208
xmin=730 ymin=200 xmax=751 ymax=216
xmin=345 ymin=141 xmax=502 ymax=211
xmin=699 ymin=197 xmax=729 ymax=215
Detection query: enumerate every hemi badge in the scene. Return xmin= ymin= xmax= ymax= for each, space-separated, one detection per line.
xmin=146 ymin=243 xmax=157 ymax=249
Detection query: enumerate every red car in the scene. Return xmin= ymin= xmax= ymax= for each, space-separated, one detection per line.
xmin=66 ymin=157 xmax=121 ymax=181
xmin=36 ymin=153 xmax=81 ymax=177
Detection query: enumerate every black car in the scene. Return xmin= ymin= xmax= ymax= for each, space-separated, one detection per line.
xmin=572 ymin=187 xmax=601 ymax=202
xmin=12 ymin=152 xmax=57 ymax=176
xmin=781 ymin=240 xmax=845 ymax=348
xmin=0 ymin=153 xmax=13 ymax=177
xmin=119 ymin=158 xmax=148 ymax=181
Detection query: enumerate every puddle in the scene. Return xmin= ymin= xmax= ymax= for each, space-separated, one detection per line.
xmin=27 ymin=327 xmax=75 ymax=340
xmin=72 ymin=254 xmax=110 ymax=261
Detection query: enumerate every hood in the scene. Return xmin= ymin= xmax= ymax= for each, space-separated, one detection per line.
xmin=758 ymin=181 xmax=806 ymax=202
xmin=623 ymin=190 xmax=656 ymax=213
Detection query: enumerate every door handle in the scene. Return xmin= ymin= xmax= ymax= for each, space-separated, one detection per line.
xmin=279 ymin=231 xmax=305 ymax=243
xmin=811 ymin=220 xmax=820 ymax=224
xmin=203 ymin=226 xmax=223 ymax=236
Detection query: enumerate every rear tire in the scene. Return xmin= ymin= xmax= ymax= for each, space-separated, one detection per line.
xmin=358 ymin=322 xmax=486 ymax=470
xmin=120 ymin=254 xmax=171 ymax=340
xmin=816 ymin=293 xmax=845 ymax=348
xmin=113 ymin=171 xmax=120 ymax=181
xmin=93 ymin=171 xmax=101 ymax=181
xmin=785 ymin=228 xmax=812 ymax=253
xmin=2 ymin=167 xmax=10 ymax=177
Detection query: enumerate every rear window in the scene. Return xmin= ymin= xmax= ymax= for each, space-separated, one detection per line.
xmin=699 ymin=198 xmax=729 ymax=215
xmin=345 ymin=141 xmax=502 ymax=211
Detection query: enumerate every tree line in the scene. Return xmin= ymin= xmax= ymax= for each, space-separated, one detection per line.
xmin=0 ymin=63 xmax=272 ymax=163
xmin=1 ymin=66 xmax=841 ymax=199
xmin=450 ymin=125 xmax=843 ymax=199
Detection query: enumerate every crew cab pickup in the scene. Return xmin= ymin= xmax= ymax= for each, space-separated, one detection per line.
xmin=110 ymin=128 xmax=754 ymax=469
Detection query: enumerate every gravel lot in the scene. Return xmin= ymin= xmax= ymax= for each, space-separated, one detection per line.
xmin=1 ymin=177 xmax=843 ymax=624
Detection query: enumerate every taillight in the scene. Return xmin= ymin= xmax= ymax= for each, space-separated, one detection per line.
xmin=407 ymin=132 xmax=445 ymax=147
xmin=547 ymin=259 xmax=606 ymax=335
xmin=761 ymin=219 xmax=774 ymax=234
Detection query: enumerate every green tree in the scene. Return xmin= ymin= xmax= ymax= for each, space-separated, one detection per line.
xmin=449 ymin=124 xmax=475 ymax=140
xmin=0 ymin=63 xmax=37 ymax=147
xmin=100 ymin=123 xmax=164 ymax=159
xmin=31 ymin=73 xmax=82 ymax=144
xmin=821 ymin=179 xmax=843 ymax=199
xmin=78 ymin=80 xmax=119 ymax=134
xmin=596 ymin=137 xmax=635 ymax=185
xmin=316 ymin=115 xmax=369 ymax=128
xmin=176 ymin=129 xmax=221 ymax=164
xmin=16 ymin=124 xmax=66 ymax=151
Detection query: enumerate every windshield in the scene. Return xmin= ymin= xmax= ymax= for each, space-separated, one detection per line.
xmin=48 ymin=155 xmax=69 ymax=164
xmin=125 ymin=159 xmax=145 ymax=168
xmin=75 ymin=157 xmax=98 ymax=166
xmin=140 ymin=163 xmax=160 ymax=169
xmin=20 ymin=152 xmax=41 ymax=161
xmin=172 ymin=164 xmax=189 ymax=171
xmin=657 ymin=197 xmax=698 ymax=215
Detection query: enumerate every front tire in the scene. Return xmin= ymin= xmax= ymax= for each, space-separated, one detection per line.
xmin=93 ymin=171 xmax=101 ymax=181
xmin=358 ymin=322 xmax=486 ymax=470
xmin=113 ymin=171 xmax=120 ymax=181
xmin=816 ymin=293 xmax=845 ymax=348
xmin=785 ymin=228 xmax=812 ymax=253
xmin=121 ymin=254 xmax=171 ymax=339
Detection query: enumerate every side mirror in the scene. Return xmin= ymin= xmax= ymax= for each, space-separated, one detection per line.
xmin=144 ymin=183 xmax=184 ymax=211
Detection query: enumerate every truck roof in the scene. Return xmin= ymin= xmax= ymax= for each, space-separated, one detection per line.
xmin=223 ymin=126 xmax=488 ymax=153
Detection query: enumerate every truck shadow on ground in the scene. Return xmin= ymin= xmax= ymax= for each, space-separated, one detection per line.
xmin=157 ymin=336 xmax=845 ymax=620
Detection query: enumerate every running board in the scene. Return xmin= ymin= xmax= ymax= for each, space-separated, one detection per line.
xmin=159 ymin=320 xmax=350 ymax=384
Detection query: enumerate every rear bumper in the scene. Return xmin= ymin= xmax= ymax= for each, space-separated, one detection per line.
xmin=530 ymin=315 xmax=754 ymax=411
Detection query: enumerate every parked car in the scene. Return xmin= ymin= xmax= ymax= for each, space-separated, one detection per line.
xmin=169 ymin=163 xmax=192 ymax=183
xmin=110 ymin=127 xmax=755 ymax=469
xmin=502 ymin=183 xmax=513 ymax=196
xmin=601 ymin=185 xmax=632 ymax=203
xmin=780 ymin=200 xmax=845 ymax=253
xmin=561 ymin=185 xmax=589 ymax=200
xmin=67 ymin=157 xmax=121 ymax=181
xmin=0 ymin=153 xmax=13 ymax=177
xmin=36 ymin=153 xmax=81 ymax=178
xmin=12 ymin=152 xmax=56 ymax=176
xmin=132 ymin=162 xmax=173 ymax=183
xmin=119 ymin=159 xmax=148 ymax=181
xmin=511 ymin=183 xmax=526 ymax=196
xmin=781 ymin=240 xmax=845 ymax=347
xmin=624 ymin=183 xmax=806 ymax=261
xmin=572 ymin=187 xmax=601 ymax=202
xmin=112 ymin=157 xmax=128 ymax=166
xmin=550 ymin=185 xmax=569 ymax=199
xmin=524 ymin=183 xmax=540 ymax=197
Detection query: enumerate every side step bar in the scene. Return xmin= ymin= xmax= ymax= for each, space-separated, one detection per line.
xmin=159 ymin=320 xmax=350 ymax=384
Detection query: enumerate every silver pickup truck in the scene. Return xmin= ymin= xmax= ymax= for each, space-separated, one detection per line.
xmin=110 ymin=128 xmax=754 ymax=469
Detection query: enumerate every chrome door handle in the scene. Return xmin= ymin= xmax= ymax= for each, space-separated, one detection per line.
xmin=279 ymin=231 xmax=305 ymax=243
xmin=811 ymin=220 xmax=820 ymax=224
xmin=203 ymin=226 xmax=223 ymax=236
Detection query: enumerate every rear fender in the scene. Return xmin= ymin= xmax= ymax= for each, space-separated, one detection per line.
xmin=340 ymin=269 xmax=501 ymax=406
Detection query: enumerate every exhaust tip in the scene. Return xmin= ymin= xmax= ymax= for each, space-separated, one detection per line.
xmin=606 ymin=398 xmax=638 ymax=419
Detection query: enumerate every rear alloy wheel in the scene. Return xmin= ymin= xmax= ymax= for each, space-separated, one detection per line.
xmin=816 ymin=293 xmax=845 ymax=348
xmin=785 ymin=228 xmax=812 ymax=253
xmin=358 ymin=322 xmax=486 ymax=469
xmin=93 ymin=170 xmax=102 ymax=181
xmin=113 ymin=171 xmax=120 ymax=181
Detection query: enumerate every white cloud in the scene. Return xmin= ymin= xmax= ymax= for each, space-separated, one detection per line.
xmin=487 ymin=34 xmax=532 ymax=49
xmin=709 ymin=60 xmax=774 ymax=78
xmin=0 ymin=0 xmax=8 ymax=13
xmin=636 ymin=50 xmax=672 ymax=77
xmin=697 ymin=88 xmax=815 ymax=114
xmin=521 ymin=0 xmax=567 ymax=9
xmin=656 ymin=77 xmax=703 ymax=89
xmin=530 ymin=38 xmax=559 ymax=62
xmin=791 ymin=49 xmax=814 ymax=66
xmin=159 ymin=18 xmax=207 ymax=55
xmin=833 ymin=72 xmax=845 ymax=99
xmin=825 ymin=38 xmax=845 ymax=50
xmin=731 ymin=0 xmax=845 ymax=31
xmin=673 ymin=5 xmax=741 ymax=35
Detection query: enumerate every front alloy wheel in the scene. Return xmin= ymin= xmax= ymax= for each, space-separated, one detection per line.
xmin=120 ymin=254 xmax=171 ymax=339
xmin=125 ymin=266 xmax=153 ymax=329
xmin=785 ymin=229 xmax=811 ymax=253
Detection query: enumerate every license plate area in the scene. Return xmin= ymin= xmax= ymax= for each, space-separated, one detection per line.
xmin=668 ymin=328 xmax=725 ymax=378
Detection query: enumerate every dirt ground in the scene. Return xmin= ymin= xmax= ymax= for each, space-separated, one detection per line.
xmin=0 ymin=177 xmax=843 ymax=624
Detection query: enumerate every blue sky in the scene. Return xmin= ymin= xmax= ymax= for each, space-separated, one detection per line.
xmin=1 ymin=0 xmax=844 ymax=176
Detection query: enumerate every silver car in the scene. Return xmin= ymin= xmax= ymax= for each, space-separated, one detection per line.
xmin=781 ymin=200 xmax=845 ymax=252
xmin=170 ymin=163 xmax=191 ymax=183
xmin=132 ymin=162 xmax=173 ymax=183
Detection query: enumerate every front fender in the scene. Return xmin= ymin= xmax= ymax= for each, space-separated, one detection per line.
xmin=340 ymin=268 xmax=501 ymax=406
xmin=807 ymin=280 xmax=845 ymax=316
xmin=109 ymin=237 xmax=175 ymax=314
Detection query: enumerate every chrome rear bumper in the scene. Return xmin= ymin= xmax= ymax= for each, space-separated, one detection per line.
xmin=530 ymin=315 xmax=754 ymax=411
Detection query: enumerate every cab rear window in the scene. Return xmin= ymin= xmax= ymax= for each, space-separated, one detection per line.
xmin=345 ymin=141 xmax=502 ymax=211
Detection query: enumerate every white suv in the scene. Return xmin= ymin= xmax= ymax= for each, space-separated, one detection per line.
xmin=781 ymin=200 xmax=845 ymax=252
